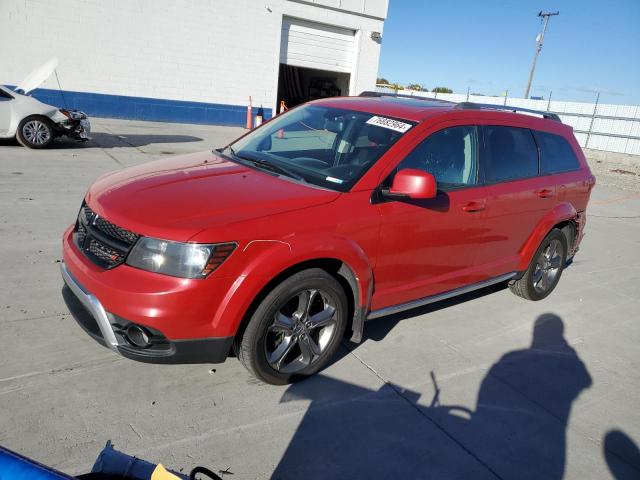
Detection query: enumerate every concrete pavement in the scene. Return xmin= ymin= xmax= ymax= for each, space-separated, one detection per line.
xmin=0 ymin=118 xmax=639 ymax=479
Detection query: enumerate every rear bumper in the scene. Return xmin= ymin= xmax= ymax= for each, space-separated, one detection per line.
xmin=572 ymin=211 xmax=587 ymax=256
xmin=61 ymin=262 xmax=234 ymax=364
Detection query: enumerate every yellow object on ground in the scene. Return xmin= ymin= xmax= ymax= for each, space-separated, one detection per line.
xmin=151 ymin=463 xmax=182 ymax=480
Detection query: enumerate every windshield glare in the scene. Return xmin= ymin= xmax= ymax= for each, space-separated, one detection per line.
xmin=229 ymin=105 xmax=414 ymax=191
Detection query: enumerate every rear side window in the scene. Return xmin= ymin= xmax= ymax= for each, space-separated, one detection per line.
xmin=534 ymin=131 xmax=581 ymax=174
xmin=483 ymin=126 xmax=538 ymax=183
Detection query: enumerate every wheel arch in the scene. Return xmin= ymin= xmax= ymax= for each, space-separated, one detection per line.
xmin=229 ymin=257 xmax=368 ymax=352
xmin=518 ymin=202 xmax=578 ymax=271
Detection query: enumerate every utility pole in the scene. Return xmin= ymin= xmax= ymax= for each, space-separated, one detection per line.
xmin=524 ymin=11 xmax=559 ymax=99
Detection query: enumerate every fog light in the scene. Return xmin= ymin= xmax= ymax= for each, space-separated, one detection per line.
xmin=125 ymin=325 xmax=151 ymax=348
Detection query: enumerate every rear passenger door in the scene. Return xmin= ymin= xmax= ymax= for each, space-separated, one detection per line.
xmin=475 ymin=125 xmax=556 ymax=278
xmin=534 ymin=130 xmax=586 ymax=206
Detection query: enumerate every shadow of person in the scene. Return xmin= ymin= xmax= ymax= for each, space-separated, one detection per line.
xmin=431 ymin=313 xmax=592 ymax=479
xmin=603 ymin=430 xmax=640 ymax=479
xmin=272 ymin=313 xmax=592 ymax=480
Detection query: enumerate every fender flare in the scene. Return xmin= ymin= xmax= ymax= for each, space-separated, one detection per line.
xmin=210 ymin=236 xmax=374 ymax=342
xmin=517 ymin=202 xmax=577 ymax=271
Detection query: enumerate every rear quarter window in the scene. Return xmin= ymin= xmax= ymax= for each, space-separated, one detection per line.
xmin=534 ymin=131 xmax=581 ymax=174
xmin=483 ymin=126 xmax=538 ymax=183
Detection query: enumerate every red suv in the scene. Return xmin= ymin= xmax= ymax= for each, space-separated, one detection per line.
xmin=61 ymin=93 xmax=595 ymax=384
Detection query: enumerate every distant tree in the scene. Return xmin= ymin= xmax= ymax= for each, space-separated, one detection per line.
xmin=376 ymin=77 xmax=390 ymax=85
xmin=406 ymin=84 xmax=423 ymax=91
xmin=432 ymin=87 xmax=453 ymax=94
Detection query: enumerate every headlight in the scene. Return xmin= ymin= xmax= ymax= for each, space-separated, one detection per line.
xmin=59 ymin=109 xmax=86 ymax=120
xmin=126 ymin=238 xmax=236 ymax=278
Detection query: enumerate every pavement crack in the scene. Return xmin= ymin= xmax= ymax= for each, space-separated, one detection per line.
xmin=341 ymin=341 xmax=505 ymax=480
xmin=103 ymin=149 xmax=124 ymax=167
xmin=129 ymin=423 xmax=143 ymax=439
xmin=101 ymin=124 xmax=147 ymax=156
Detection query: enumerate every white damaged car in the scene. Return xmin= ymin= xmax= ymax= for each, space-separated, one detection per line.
xmin=0 ymin=59 xmax=90 ymax=149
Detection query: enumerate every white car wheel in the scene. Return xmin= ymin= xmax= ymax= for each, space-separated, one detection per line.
xmin=17 ymin=116 xmax=54 ymax=149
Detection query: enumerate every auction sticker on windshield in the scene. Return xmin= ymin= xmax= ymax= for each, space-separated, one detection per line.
xmin=366 ymin=116 xmax=412 ymax=133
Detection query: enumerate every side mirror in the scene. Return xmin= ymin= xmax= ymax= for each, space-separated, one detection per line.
xmin=385 ymin=169 xmax=437 ymax=199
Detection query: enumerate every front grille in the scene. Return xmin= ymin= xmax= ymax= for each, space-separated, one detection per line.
xmin=73 ymin=204 xmax=139 ymax=269
xmin=94 ymin=216 xmax=139 ymax=244
xmin=87 ymin=238 xmax=126 ymax=265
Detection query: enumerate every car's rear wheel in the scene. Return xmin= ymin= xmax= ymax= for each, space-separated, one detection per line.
xmin=237 ymin=268 xmax=348 ymax=385
xmin=16 ymin=116 xmax=54 ymax=149
xmin=509 ymin=228 xmax=567 ymax=301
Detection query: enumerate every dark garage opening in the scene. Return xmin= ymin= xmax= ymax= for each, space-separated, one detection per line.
xmin=277 ymin=64 xmax=350 ymax=113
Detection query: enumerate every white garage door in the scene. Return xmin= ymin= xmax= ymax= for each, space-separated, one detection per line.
xmin=280 ymin=18 xmax=355 ymax=73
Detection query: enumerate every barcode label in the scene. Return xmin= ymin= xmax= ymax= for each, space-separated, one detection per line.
xmin=366 ymin=116 xmax=412 ymax=133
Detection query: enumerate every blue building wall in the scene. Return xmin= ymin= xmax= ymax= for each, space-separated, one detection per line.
xmin=17 ymin=87 xmax=271 ymax=127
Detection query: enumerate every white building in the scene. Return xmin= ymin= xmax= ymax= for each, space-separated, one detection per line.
xmin=0 ymin=0 xmax=388 ymax=125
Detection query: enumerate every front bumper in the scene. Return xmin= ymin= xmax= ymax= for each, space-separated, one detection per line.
xmin=61 ymin=262 xmax=234 ymax=364
xmin=55 ymin=111 xmax=91 ymax=141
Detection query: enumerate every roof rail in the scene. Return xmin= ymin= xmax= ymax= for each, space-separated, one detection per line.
xmin=359 ymin=91 xmax=454 ymax=103
xmin=455 ymin=102 xmax=562 ymax=122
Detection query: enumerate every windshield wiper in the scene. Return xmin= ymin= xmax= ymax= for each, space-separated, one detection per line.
xmin=216 ymin=146 xmax=306 ymax=182
xmin=244 ymin=157 xmax=306 ymax=182
xmin=215 ymin=145 xmax=237 ymax=156
xmin=237 ymin=154 xmax=306 ymax=183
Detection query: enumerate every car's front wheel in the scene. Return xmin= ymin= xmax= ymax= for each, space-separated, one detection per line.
xmin=509 ymin=228 xmax=568 ymax=301
xmin=16 ymin=116 xmax=55 ymax=149
xmin=237 ymin=268 xmax=348 ymax=384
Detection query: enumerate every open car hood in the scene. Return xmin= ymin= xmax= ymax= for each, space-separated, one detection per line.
xmin=15 ymin=58 xmax=58 ymax=94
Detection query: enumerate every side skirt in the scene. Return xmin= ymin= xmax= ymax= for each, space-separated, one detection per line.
xmin=366 ymin=272 xmax=518 ymax=321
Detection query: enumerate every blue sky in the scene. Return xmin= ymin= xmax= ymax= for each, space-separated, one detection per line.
xmin=378 ymin=0 xmax=640 ymax=105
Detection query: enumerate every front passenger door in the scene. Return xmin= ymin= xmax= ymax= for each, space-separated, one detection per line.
xmin=372 ymin=125 xmax=489 ymax=311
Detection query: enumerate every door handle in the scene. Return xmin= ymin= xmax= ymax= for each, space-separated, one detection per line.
xmin=462 ymin=201 xmax=486 ymax=212
xmin=536 ymin=188 xmax=554 ymax=198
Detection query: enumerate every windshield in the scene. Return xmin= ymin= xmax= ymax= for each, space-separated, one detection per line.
xmin=225 ymin=105 xmax=414 ymax=191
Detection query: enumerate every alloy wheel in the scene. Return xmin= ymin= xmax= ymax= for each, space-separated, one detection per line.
xmin=532 ymin=238 xmax=564 ymax=294
xmin=22 ymin=120 xmax=51 ymax=145
xmin=264 ymin=289 xmax=337 ymax=374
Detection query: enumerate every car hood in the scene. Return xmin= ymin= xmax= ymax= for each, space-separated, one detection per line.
xmin=15 ymin=58 xmax=58 ymax=94
xmin=86 ymin=151 xmax=341 ymax=241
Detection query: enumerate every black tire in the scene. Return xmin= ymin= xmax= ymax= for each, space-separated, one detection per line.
xmin=237 ymin=268 xmax=348 ymax=385
xmin=509 ymin=228 xmax=568 ymax=301
xmin=16 ymin=116 xmax=55 ymax=149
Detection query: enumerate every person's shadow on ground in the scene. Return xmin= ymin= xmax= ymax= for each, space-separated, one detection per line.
xmin=603 ymin=429 xmax=640 ymax=479
xmin=271 ymin=313 xmax=594 ymax=479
